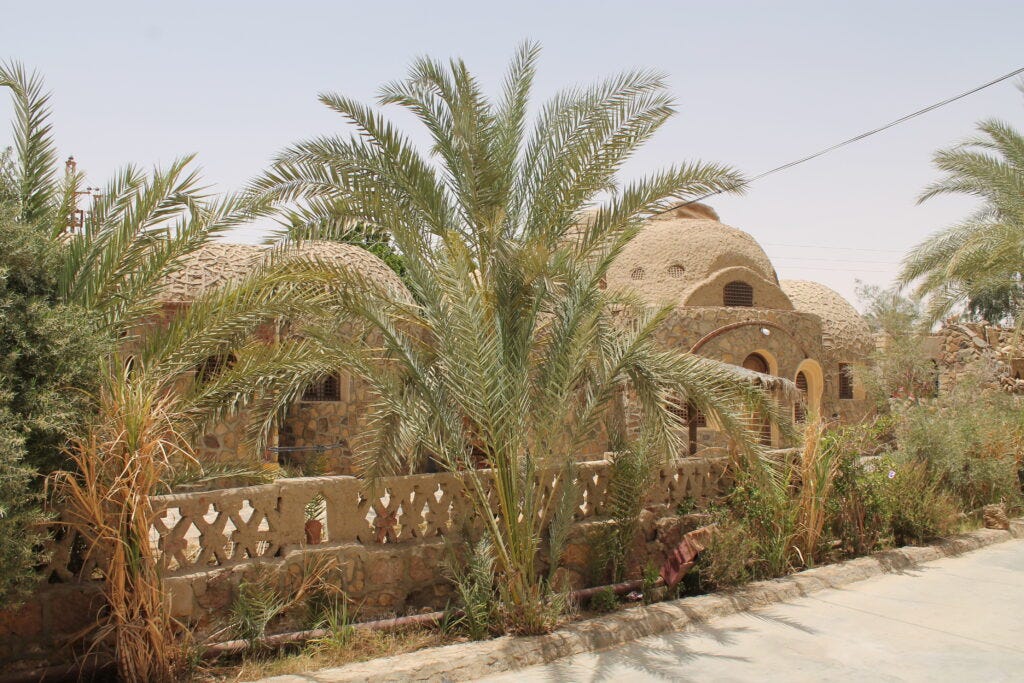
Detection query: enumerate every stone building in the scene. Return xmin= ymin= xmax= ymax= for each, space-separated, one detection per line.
xmin=605 ymin=203 xmax=873 ymax=449
xmin=160 ymin=203 xmax=874 ymax=469
xmin=159 ymin=240 xmax=412 ymax=471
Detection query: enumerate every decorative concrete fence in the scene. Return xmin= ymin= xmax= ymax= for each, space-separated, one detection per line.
xmin=8 ymin=455 xmax=731 ymax=667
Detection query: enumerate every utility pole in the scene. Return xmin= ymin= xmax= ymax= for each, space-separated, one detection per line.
xmin=64 ymin=155 xmax=102 ymax=233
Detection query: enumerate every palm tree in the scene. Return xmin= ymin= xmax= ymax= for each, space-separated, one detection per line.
xmin=899 ymin=85 xmax=1024 ymax=325
xmin=3 ymin=62 xmax=347 ymax=681
xmin=252 ymin=42 xmax=783 ymax=632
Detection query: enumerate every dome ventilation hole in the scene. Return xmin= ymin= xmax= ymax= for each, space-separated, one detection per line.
xmin=667 ymin=264 xmax=686 ymax=279
xmin=630 ymin=267 xmax=645 ymax=281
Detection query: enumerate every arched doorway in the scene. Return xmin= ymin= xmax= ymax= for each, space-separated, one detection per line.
xmin=742 ymin=353 xmax=773 ymax=446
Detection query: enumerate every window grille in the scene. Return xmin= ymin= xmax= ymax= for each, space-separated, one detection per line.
xmin=303 ymin=373 xmax=342 ymax=402
xmin=723 ymin=281 xmax=754 ymax=307
xmin=630 ymin=267 xmax=645 ymax=281
xmin=667 ymin=264 xmax=686 ymax=279
xmin=667 ymin=395 xmax=687 ymax=423
xmin=668 ymin=395 xmax=706 ymax=427
xmin=794 ymin=371 xmax=808 ymax=422
xmin=838 ymin=363 xmax=854 ymax=400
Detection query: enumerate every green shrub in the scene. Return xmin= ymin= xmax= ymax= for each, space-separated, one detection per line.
xmin=864 ymin=456 xmax=959 ymax=546
xmin=697 ymin=516 xmax=758 ymax=589
xmin=442 ymin=536 xmax=498 ymax=640
xmin=0 ymin=203 xmax=100 ymax=603
xmin=726 ymin=471 xmax=797 ymax=579
xmin=896 ymin=378 xmax=1022 ymax=511
xmin=587 ymin=587 xmax=619 ymax=613
xmin=598 ymin=441 xmax=655 ymax=583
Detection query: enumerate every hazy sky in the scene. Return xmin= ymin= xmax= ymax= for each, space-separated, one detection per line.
xmin=2 ymin=1 xmax=1022 ymax=306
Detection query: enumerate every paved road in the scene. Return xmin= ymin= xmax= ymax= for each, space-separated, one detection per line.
xmin=478 ymin=538 xmax=1024 ymax=682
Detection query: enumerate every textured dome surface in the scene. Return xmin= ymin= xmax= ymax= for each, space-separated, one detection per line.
xmin=161 ymin=240 xmax=410 ymax=303
xmin=278 ymin=240 xmax=412 ymax=302
xmin=606 ymin=204 xmax=782 ymax=306
xmin=160 ymin=242 xmax=263 ymax=301
xmin=781 ymin=280 xmax=873 ymax=359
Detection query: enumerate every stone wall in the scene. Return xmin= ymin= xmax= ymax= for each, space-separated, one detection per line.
xmin=278 ymin=373 xmax=373 ymax=473
xmin=195 ymin=410 xmax=255 ymax=463
xmin=647 ymin=307 xmax=866 ymax=443
xmin=929 ymin=322 xmax=1024 ymax=394
xmin=657 ymin=306 xmax=873 ymax=434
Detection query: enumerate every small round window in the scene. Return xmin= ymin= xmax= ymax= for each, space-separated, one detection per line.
xmin=630 ymin=267 xmax=645 ymax=281
xmin=667 ymin=264 xmax=685 ymax=279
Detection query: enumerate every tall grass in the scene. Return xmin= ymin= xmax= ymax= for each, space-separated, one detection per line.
xmin=793 ymin=420 xmax=841 ymax=566
xmin=51 ymin=377 xmax=184 ymax=682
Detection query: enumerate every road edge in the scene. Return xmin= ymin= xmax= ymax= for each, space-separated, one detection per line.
xmin=260 ymin=520 xmax=1024 ymax=683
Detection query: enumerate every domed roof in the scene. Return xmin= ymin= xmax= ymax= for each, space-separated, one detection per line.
xmin=781 ymin=280 xmax=873 ymax=359
xmin=160 ymin=240 xmax=410 ymax=303
xmin=160 ymin=242 xmax=263 ymax=301
xmin=277 ymin=240 xmax=411 ymax=302
xmin=606 ymin=203 xmax=784 ymax=307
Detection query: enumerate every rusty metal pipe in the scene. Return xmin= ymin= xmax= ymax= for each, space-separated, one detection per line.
xmin=200 ymin=609 xmax=450 ymax=658
xmin=202 ymin=578 xmax=666 ymax=658
xmin=2 ymin=577 xmax=670 ymax=680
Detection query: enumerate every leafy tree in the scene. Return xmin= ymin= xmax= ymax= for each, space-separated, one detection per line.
xmin=899 ymin=84 xmax=1024 ymax=325
xmin=855 ymin=282 xmax=937 ymax=403
xmin=252 ymin=43 xmax=782 ymax=632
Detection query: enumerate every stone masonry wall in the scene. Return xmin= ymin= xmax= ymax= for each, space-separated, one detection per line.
xmin=929 ymin=322 xmax=1024 ymax=394
xmin=653 ymin=307 xmax=872 ymax=435
xmin=278 ymin=373 xmax=373 ymax=474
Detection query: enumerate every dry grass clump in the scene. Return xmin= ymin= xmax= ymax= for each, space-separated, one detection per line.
xmin=50 ymin=384 xmax=186 ymax=683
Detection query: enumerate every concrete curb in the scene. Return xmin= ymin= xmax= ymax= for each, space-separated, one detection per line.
xmin=257 ymin=520 xmax=1024 ymax=683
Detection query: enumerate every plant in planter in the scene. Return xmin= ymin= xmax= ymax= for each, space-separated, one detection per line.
xmin=305 ymin=493 xmax=326 ymax=545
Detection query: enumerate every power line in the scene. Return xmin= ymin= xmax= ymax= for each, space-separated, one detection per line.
xmin=771 ymin=257 xmax=900 ymax=265
xmin=686 ymin=65 xmax=1024 ymax=203
xmin=763 ymin=242 xmax=904 ymax=253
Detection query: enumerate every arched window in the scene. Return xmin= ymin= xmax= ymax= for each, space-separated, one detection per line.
xmin=741 ymin=353 xmax=769 ymax=374
xmin=723 ymin=281 xmax=753 ymax=307
xmin=794 ymin=371 xmax=808 ymax=423
xmin=303 ymin=373 xmax=342 ymax=402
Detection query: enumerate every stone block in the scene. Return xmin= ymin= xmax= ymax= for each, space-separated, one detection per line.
xmin=168 ymin=581 xmax=194 ymax=619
